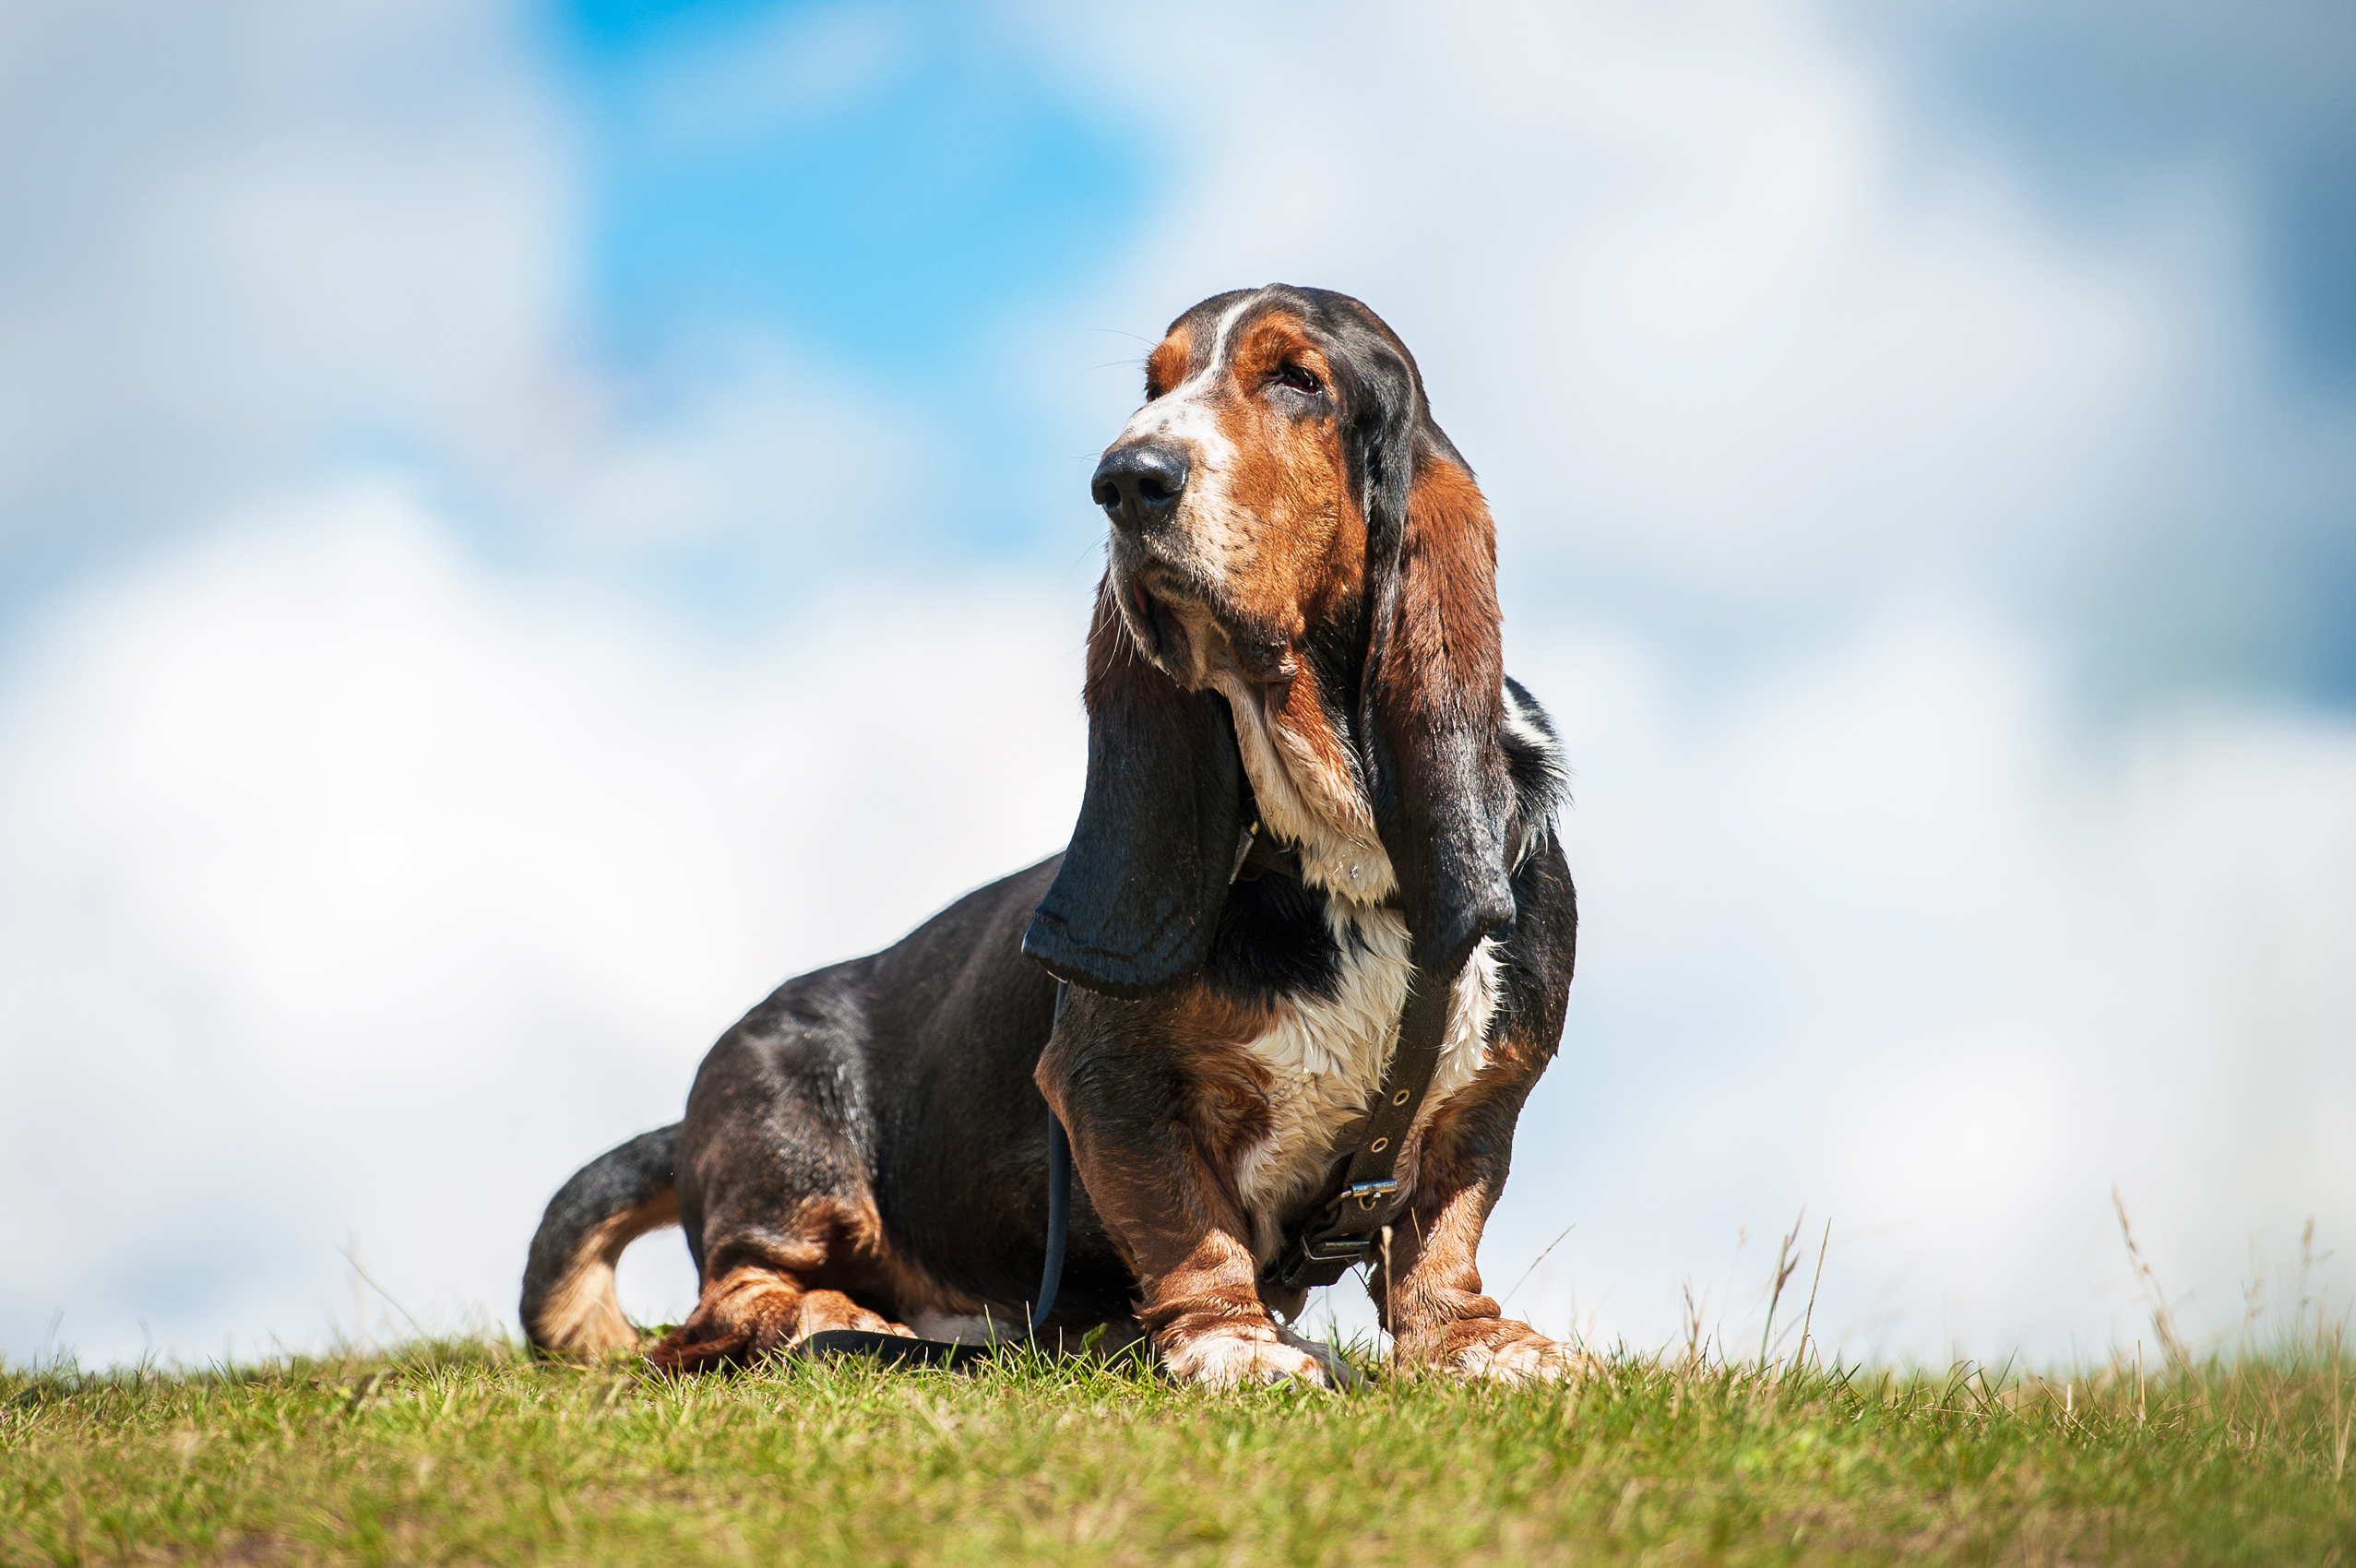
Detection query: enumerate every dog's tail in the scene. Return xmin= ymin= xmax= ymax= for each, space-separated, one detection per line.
xmin=520 ymin=1124 xmax=682 ymax=1358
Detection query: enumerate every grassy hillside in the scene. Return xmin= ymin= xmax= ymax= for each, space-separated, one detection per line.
xmin=4 ymin=1335 xmax=2350 ymax=1566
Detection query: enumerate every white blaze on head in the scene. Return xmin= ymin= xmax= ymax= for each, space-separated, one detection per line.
xmin=1110 ymin=297 xmax=1255 ymax=509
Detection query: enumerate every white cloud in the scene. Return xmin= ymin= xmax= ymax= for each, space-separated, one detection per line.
xmin=1474 ymin=614 xmax=2356 ymax=1363
xmin=0 ymin=0 xmax=939 ymax=600
xmin=0 ymin=1 xmax=569 ymax=563
xmin=0 ymin=485 xmax=1091 ymax=1363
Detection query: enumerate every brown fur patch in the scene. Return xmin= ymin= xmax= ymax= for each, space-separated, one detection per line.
xmin=1145 ymin=325 xmax=1193 ymax=400
xmin=646 ymin=1267 xmax=912 ymax=1372
xmin=1208 ymin=311 xmax=1363 ymax=640
xmin=1383 ymin=455 xmax=1504 ymax=730
xmin=648 ymin=1192 xmax=979 ymax=1370
xmin=1036 ymin=986 xmax=1297 ymax=1365
xmin=1266 ymin=662 xmax=1360 ymax=804
xmin=1164 ymin=988 xmax=1282 ymax=1203
xmin=528 ymin=1187 xmax=680 ymax=1358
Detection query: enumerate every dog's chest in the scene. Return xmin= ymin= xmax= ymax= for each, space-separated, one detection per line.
xmin=1231 ymin=906 xmax=1502 ymax=1257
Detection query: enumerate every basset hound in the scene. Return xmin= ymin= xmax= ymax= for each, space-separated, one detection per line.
xmin=521 ymin=284 xmax=1579 ymax=1387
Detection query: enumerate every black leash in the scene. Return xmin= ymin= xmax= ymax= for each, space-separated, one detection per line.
xmin=1029 ymin=988 xmax=1072 ymax=1333
xmin=802 ymin=983 xmax=1072 ymax=1371
xmin=1265 ymin=956 xmax=1458 ymax=1289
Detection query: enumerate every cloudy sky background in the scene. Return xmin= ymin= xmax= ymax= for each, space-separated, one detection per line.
xmin=4 ymin=0 xmax=2351 ymax=1370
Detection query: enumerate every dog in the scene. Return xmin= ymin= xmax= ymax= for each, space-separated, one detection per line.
xmin=521 ymin=284 xmax=1578 ymax=1387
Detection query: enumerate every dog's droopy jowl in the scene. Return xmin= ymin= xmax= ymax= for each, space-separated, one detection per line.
xmin=521 ymin=285 xmax=1579 ymax=1387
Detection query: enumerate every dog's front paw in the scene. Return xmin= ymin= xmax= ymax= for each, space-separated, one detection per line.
xmin=791 ymin=1289 xmax=916 ymax=1344
xmin=1159 ymin=1316 xmax=1351 ymax=1389
xmin=1396 ymin=1316 xmax=1588 ymax=1385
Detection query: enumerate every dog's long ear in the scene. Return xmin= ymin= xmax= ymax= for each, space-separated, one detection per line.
xmin=1024 ymin=580 xmax=1244 ymax=997
xmin=1350 ymin=346 xmax=1516 ymax=978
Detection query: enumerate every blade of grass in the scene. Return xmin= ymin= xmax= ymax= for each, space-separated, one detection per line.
xmin=1498 ymin=1224 xmax=1576 ymax=1311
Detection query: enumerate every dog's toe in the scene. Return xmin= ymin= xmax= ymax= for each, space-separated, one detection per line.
xmin=791 ymin=1289 xmax=917 ymax=1343
xmin=1161 ymin=1323 xmax=1345 ymax=1390
xmin=1400 ymin=1318 xmax=1589 ymax=1385
xmin=1286 ymin=1331 xmax=1368 ymax=1392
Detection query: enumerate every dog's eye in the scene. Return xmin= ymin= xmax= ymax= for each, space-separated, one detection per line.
xmin=1275 ymin=363 xmax=1324 ymax=397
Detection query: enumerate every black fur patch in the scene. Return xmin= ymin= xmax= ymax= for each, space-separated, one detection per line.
xmin=1202 ymin=871 xmax=1343 ymax=1006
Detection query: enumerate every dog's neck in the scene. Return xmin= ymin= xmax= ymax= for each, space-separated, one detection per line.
xmin=1157 ymin=600 xmax=1397 ymax=905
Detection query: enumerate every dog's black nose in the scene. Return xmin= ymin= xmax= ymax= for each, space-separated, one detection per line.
xmin=1091 ymin=443 xmax=1189 ymax=533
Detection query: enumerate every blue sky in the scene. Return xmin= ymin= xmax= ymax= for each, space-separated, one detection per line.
xmin=2 ymin=0 xmax=2352 ymax=1369
xmin=558 ymin=0 xmax=1149 ymax=374
xmin=541 ymin=0 xmax=1160 ymax=614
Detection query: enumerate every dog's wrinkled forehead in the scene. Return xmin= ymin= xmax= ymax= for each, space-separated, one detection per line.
xmin=1125 ymin=286 xmax=1407 ymax=423
xmin=1144 ymin=293 xmax=1251 ymax=400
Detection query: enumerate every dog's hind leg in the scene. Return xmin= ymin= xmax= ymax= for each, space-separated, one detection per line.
xmin=644 ymin=1199 xmax=922 ymax=1372
xmin=645 ymin=1016 xmax=977 ymax=1372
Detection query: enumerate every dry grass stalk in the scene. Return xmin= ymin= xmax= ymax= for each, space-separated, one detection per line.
xmin=1758 ymin=1209 xmax=1805 ymax=1372
xmin=2112 ymin=1187 xmax=2192 ymax=1370
xmin=1499 ymin=1223 xmax=1576 ymax=1311
xmin=2335 ymin=1319 xmax=2350 ymax=1484
xmin=1794 ymin=1218 xmax=1831 ymax=1374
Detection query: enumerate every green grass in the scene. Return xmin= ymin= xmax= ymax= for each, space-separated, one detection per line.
xmin=5 ymin=1336 xmax=2350 ymax=1566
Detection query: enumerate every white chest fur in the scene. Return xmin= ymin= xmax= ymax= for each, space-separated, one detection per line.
xmin=1232 ymin=905 xmax=1504 ymax=1261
